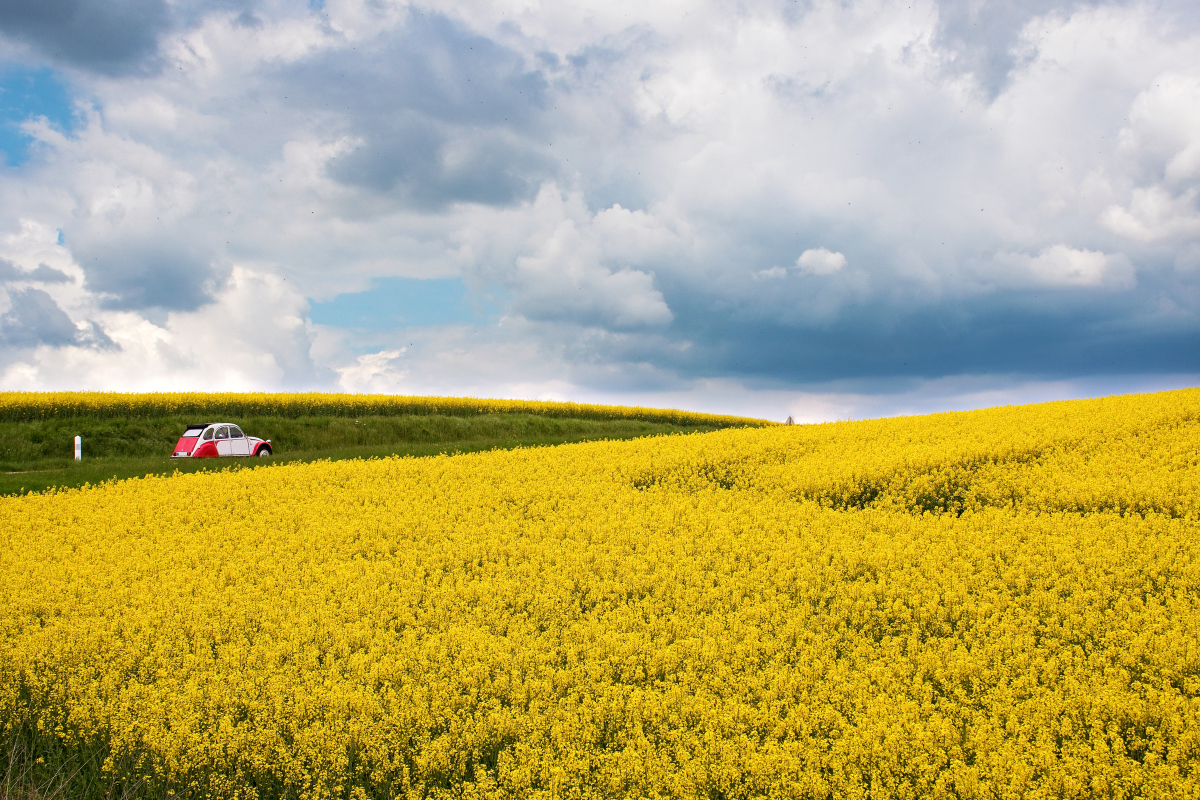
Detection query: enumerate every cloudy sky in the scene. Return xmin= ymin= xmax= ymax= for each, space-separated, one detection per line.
xmin=0 ymin=0 xmax=1197 ymax=421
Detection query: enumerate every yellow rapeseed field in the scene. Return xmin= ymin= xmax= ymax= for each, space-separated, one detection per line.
xmin=0 ymin=391 xmax=770 ymax=427
xmin=3 ymin=389 xmax=1200 ymax=799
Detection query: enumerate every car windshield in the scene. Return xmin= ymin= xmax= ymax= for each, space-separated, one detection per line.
xmin=230 ymin=426 xmax=244 ymax=439
xmin=181 ymin=428 xmax=203 ymax=438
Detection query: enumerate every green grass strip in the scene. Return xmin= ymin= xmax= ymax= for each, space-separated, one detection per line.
xmin=0 ymin=414 xmax=724 ymax=496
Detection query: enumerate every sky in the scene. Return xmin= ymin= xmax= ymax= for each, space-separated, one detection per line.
xmin=0 ymin=0 xmax=1198 ymax=422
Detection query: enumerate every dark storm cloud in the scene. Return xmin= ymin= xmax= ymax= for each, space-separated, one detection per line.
xmin=652 ymin=272 xmax=1200 ymax=386
xmin=328 ymin=121 xmax=553 ymax=208
xmin=74 ymin=239 xmax=216 ymax=311
xmin=0 ymin=0 xmax=171 ymax=74
xmin=282 ymin=11 xmax=553 ymax=209
xmin=0 ymin=259 xmax=71 ymax=283
xmin=28 ymin=263 xmax=72 ymax=283
xmin=0 ymin=287 xmax=77 ymax=346
xmin=0 ymin=0 xmax=266 ymax=74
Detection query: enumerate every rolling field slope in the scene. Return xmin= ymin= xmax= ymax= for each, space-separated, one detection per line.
xmin=2 ymin=389 xmax=1200 ymax=799
xmin=0 ymin=392 xmax=768 ymax=495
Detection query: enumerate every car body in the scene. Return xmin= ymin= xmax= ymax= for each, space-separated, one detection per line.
xmin=171 ymin=423 xmax=272 ymax=458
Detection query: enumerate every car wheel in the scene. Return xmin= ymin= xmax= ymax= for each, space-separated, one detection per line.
xmin=258 ymin=447 xmax=272 ymax=457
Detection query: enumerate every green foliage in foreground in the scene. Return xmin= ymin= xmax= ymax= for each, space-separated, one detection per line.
xmin=0 ymin=414 xmax=719 ymax=495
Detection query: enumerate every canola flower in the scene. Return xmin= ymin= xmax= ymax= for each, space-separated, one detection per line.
xmin=2 ymin=388 xmax=1200 ymax=799
xmin=0 ymin=391 xmax=771 ymax=427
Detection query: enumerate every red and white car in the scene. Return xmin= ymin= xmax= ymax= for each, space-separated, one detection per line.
xmin=171 ymin=423 xmax=272 ymax=458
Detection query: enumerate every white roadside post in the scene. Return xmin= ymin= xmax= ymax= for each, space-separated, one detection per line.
xmin=75 ymin=435 xmax=81 ymax=461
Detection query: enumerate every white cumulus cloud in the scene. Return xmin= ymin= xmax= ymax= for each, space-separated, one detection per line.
xmin=795 ymin=248 xmax=847 ymax=276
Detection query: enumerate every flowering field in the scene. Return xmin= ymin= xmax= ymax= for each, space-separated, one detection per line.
xmin=0 ymin=391 xmax=770 ymax=427
xmin=3 ymin=389 xmax=1200 ymax=799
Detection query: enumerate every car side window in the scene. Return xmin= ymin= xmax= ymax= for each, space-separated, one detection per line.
xmin=215 ymin=426 xmax=229 ymax=440
xmin=203 ymin=428 xmax=214 ymax=441
xmin=230 ymin=426 xmax=244 ymax=439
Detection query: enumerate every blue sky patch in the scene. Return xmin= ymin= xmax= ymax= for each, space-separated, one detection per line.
xmin=0 ymin=65 xmax=74 ymax=167
xmin=309 ymin=277 xmax=480 ymax=329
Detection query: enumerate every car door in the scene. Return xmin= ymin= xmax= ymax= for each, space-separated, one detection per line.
xmin=229 ymin=425 xmax=250 ymax=456
xmin=194 ymin=426 xmax=217 ymax=456
xmin=215 ymin=425 xmax=233 ymax=456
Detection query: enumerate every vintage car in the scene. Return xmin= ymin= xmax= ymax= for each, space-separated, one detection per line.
xmin=171 ymin=423 xmax=272 ymax=458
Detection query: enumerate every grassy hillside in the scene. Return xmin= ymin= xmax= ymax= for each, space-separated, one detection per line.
xmin=0 ymin=413 xmax=729 ymax=496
